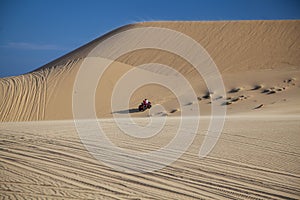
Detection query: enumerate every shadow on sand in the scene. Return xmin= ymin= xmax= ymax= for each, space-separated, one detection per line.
xmin=112 ymin=108 xmax=140 ymax=114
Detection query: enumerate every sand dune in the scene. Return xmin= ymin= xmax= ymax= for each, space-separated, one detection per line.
xmin=0 ymin=20 xmax=299 ymax=121
xmin=1 ymin=20 xmax=300 ymax=199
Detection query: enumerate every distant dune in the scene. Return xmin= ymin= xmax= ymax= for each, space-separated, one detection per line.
xmin=1 ymin=20 xmax=300 ymax=122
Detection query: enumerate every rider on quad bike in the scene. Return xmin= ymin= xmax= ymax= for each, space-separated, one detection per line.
xmin=138 ymin=99 xmax=151 ymax=111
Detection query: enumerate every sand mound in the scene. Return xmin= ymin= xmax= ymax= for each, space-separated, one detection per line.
xmin=1 ymin=20 xmax=300 ymax=122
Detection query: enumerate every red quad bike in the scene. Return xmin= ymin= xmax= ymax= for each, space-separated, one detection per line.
xmin=138 ymin=101 xmax=152 ymax=112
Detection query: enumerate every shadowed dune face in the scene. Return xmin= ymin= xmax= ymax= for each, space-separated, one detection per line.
xmin=0 ymin=20 xmax=300 ymax=122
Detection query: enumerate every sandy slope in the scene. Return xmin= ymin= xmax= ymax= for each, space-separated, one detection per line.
xmin=0 ymin=20 xmax=299 ymax=121
xmin=0 ymin=20 xmax=300 ymax=199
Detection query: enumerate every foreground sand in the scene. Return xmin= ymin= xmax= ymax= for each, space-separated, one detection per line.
xmin=1 ymin=116 xmax=300 ymax=199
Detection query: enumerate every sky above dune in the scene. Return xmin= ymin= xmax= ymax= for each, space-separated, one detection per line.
xmin=0 ymin=0 xmax=299 ymax=78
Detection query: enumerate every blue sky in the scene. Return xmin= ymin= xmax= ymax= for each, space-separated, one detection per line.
xmin=0 ymin=0 xmax=299 ymax=78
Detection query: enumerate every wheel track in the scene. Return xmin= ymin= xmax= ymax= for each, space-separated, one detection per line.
xmin=1 ymin=119 xmax=300 ymax=199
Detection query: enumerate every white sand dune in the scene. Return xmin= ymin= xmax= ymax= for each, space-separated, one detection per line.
xmin=1 ymin=20 xmax=300 ymax=199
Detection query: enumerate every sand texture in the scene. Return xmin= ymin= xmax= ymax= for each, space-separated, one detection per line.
xmin=1 ymin=117 xmax=300 ymax=199
xmin=1 ymin=20 xmax=300 ymax=199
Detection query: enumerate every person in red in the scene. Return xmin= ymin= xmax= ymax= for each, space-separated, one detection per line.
xmin=139 ymin=99 xmax=151 ymax=111
xmin=143 ymin=99 xmax=149 ymax=106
